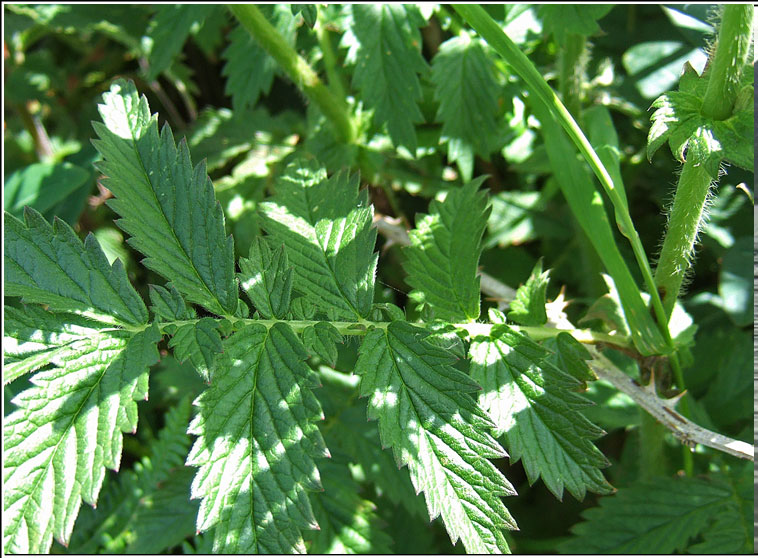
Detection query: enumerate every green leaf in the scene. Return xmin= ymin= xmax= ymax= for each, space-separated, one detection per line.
xmin=67 ymin=398 xmax=197 ymax=554
xmin=145 ymin=5 xmax=216 ymax=80
xmin=345 ymin=4 xmax=428 ymax=151
xmin=4 ymin=208 xmax=148 ymax=326
xmin=537 ymin=5 xmax=613 ymax=45
xmin=469 ymin=318 xmax=612 ymax=501
xmin=92 ymin=79 xmax=238 ymax=317
xmin=305 ymin=458 xmax=393 ymax=554
xmin=4 ymin=162 xmax=91 ymax=220
xmin=168 ymin=318 xmax=223 ymax=382
xmin=187 ymin=323 xmax=328 ymax=553
xmin=222 ymin=5 xmax=296 ymax=111
xmin=316 ymin=370 xmax=427 ymax=519
xmin=688 ymin=465 xmax=753 ymax=554
xmin=259 ymin=159 xmax=378 ymax=320
xmin=3 ymin=305 xmax=107 ymax=385
xmin=647 ymin=64 xmax=754 ymax=176
xmin=507 ymin=259 xmax=550 ymax=326
xmin=542 ymin=332 xmax=596 ymax=384
xmin=403 ymin=178 xmax=491 ymax=322
xmin=355 ymin=321 xmax=517 ymax=554
xmin=718 ymin=235 xmax=753 ymax=327
xmin=431 ymin=33 xmax=504 ymax=180
xmin=560 ymin=475 xmax=737 ymax=553
xmin=239 ymin=237 xmax=294 ymax=319
xmin=148 ymin=284 xmax=195 ymax=321
xmin=3 ymin=324 xmax=160 ymax=554
xmin=302 ymin=322 xmax=343 ymax=367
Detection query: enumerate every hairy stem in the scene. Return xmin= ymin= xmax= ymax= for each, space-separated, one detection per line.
xmin=228 ymin=4 xmax=355 ymax=143
xmin=701 ymin=5 xmax=753 ymax=121
xmin=654 ymin=158 xmax=713 ymax=320
xmin=452 ymin=4 xmax=674 ymax=354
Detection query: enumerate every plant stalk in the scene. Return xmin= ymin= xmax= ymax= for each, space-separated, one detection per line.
xmin=700 ymin=5 xmax=753 ymax=121
xmin=452 ymin=4 xmax=674 ymax=354
xmin=654 ymin=158 xmax=713 ymax=320
xmin=228 ymin=4 xmax=355 ymax=143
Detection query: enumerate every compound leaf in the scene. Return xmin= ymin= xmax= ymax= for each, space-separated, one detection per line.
xmin=92 ymin=79 xmax=237 ymax=317
xmin=469 ymin=317 xmax=612 ymax=501
xmin=187 ymin=323 xmax=328 ymax=553
xmin=4 ymin=208 xmax=148 ymax=327
xmin=3 ymin=324 xmax=160 ymax=554
xmin=305 ymin=458 xmax=393 ymax=554
xmin=355 ymin=321 xmax=517 ymax=554
xmin=431 ymin=34 xmax=503 ymax=179
xmin=345 ymin=4 xmax=428 ymax=151
xmin=148 ymin=284 xmax=195 ymax=321
xmin=403 ymin=178 xmax=490 ymax=322
xmin=507 ymin=259 xmax=550 ymax=326
xmin=259 ymin=160 xmax=377 ymax=320
xmin=560 ymin=475 xmax=736 ymax=553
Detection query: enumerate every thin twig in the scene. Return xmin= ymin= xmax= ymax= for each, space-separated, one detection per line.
xmin=372 ymin=214 xmax=754 ymax=462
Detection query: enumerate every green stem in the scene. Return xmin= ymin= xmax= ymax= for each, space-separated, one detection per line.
xmin=228 ymin=4 xmax=355 ymax=144
xmin=654 ymin=158 xmax=713 ymax=320
xmin=701 ymin=5 xmax=753 ymax=121
xmin=124 ymin=318 xmax=632 ymax=348
xmin=452 ymin=4 xmax=673 ymax=351
xmin=315 ymin=18 xmax=348 ymax=102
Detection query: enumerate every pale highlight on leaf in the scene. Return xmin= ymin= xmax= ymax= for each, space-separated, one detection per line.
xmin=187 ymin=323 xmax=328 ymax=553
xmin=469 ymin=320 xmax=612 ymax=501
xmin=260 ymin=159 xmax=377 ymax=320
xmin=355 ymin=322 xmax=517 ymax=554
xmin=3 ymin=325 xmax=160 ymax=554
xmin=92 ymin=79 xmax=237 ymax=317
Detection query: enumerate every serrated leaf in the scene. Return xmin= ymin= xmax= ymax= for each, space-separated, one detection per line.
xmin=3 ymin=325 xmax=160 ymax=554
xmin=403 ymin=178 xmax=491 ymax=322
xmin=92 ymin=79 xmax=237 ymax=317
xmin=149 ymin=284 xmax=195 ymax=321
xmin=469 ymin=324 xmax=612 ymax=501
xmin=648 ymin=66 xmax=754 ymax=176
xmin=431 ymin=34 xmax=504 ymax=178
xmin=4 ymin=208 xmax=148 ymax=326
xmin=542 ymin=332 xmax=596 ymax=384
xmin=560 ymin=475 xmax=735 ymax=553
xmin=186 ymin=323 xmax=328 ymax=553
xmin=3 ymin=305 xmax=107 ymax=385
xmin=239 ymin=237 xmax=294 ymax=319
xmin=538 ymin=5 xmax=613 ymax=45
xmin=67 ymin=398 xmax=196 ymax=554
xmin=302 ymin=322 xmax=343 ymax=367
xmin=305 ymin=458 xmax=393 ymax=554
xmin=259 ymin=160 xmax=378 ymax=320
xmin=168 ymin=318 xmax=223 ymax=382
xmin=344 ymin=4 xmax=428 ymax=151
xmin=355 ymin=321 xmax=517 ymax=554
xmin=222 ymin=6 xmax=296 ymax=111
xmin=145 ymin=5 xmax=215 ymax=80
xmin=507 ymin=259 xmax=550 ymax=326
